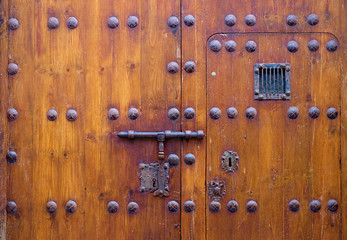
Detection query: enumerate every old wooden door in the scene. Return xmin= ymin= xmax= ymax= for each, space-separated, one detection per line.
xmin=1 ymin=0 xmax=347 ymax=240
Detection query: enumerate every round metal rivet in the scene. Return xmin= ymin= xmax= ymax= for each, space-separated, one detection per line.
xmin=309 ymin=200 xmax=321 ymax=212
xmin=8 ymin=18 xmax=19 ymax=30
xmin=65 ymin=200 xmax=77 ymax=213
xmin=167 ymin=201 xmax=179 ymax=213
xmin=128 ymin=108 xmax=139 ymax=120
xmin=245 ymin=41 xmax=257 ymax=53
xmin=183 ymin=15 xmax=195 ymax=27
xmin=6 ymin=201 xmax=17 ymax=214
xmin=308 ymin=106 xmax=320 ymax=119
xmin=245 ymin=107 xmax=257 ymax=120
xmin=288 ymin=199 xmax=300 ymax=212
xmin=209 ymin=201 xmax=221 ymax=213
xmin=209 ymin=107 xmax=221 ymax=120
xmin=107 ymin=17 xmax=119 ymax=29
xmin=127 ymin=16 xmax=139 ymax=28
xmin=8 ymin=108 xmax=18 ymax=121
xmin=227 ymin=200 xmax=239 ymax=213
xmin=168 ymin=154 xmax=179 ymax=166
xmin=327 ymin=199 xmax=338 ymax=212
xmin=211 ymin=72 xmax=216 ymax=77
xmin=287 ymin=40 xmax=299 ymax=53
xmin=47 ymin=109 xmax=58 ymax=121
xmin=6 ymin=150 xmax=17 ymax=164
xmin=209 ymin=40 xmax=222 ymax=53
xmin=184 ymin=61 xmax=196 ymax=73
xmin=127 ymin=201 xmax=139 ymax=214
xmin=286 ymin=15 xmax=298 ymax=26
xmin=183 ymin=200 xmax=195 ymax=213
xmin=8 ymin=63 xmax=19 ymax=75
xmin=225 ymin=40 xmax=237 ymax=52
xmin=287 ymin=107 xmax=299 ymax=120
xmin=168 ymin=108 xmax=180 ymax=121
xmin=184 ymin=153 xmax=196 ymax=166
xmin=108 ymin=108 xmax=119 ymax=120
xmin=107 ymin=201 xmax=119 ymax=213
xmin=66 ymin=17 xmax=78 ymax=29
xmin=183 ymin=107 xmax=195 ymax=119
xmin=326 ymin=107 xmax=338 ymax=120
xmin=167 ymin=16 xmax=179 ymax=28
xmin=307 ymin=14 xmax=319 ymax=26
xmin=308 ymin=40 xmax=320 ymax=52
xmin=66 ymin=109 xmax=78 ymax=121
xmin=224 ymin=14 xmax=236 ymax=27
xmin=244 ymin=14 xmax=257 ymax=26
xmin=47 ymin=17 xmax=59 ymax=30
xmin=167 ymin=62 xmax=179 ymax=74
xmin=326 ymin=40 xmax=338 ymax=52
xmin=46 ymin=201 xmax=58 ymax=214
xmin=246 ymin=200 xmax=258 ymax=213
xmin=227 ymin=107 xmax=238 ymax=119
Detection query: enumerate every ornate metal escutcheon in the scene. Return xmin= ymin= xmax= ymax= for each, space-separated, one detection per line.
xmin=208 ymin=177 xmax=226 ymax=201
xmin=221 ymin=150 xmax=239 ymax=173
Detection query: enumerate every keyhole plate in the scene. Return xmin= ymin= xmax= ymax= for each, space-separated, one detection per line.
xmin=221 ymin=150 xmax=239 ymax=173
xmin=139 ymin=163 xmax=169 ymax=193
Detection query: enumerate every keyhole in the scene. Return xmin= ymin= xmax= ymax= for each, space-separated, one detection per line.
xmin=228 ymin=157 xmax=232 ymax=167
xmin=152 ymin=179 xmax=156 ymax=187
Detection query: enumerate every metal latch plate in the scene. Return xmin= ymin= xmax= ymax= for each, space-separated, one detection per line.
xmin=139 ymin=163 xmax=169 ymax=193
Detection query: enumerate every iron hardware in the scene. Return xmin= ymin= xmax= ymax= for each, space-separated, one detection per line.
xmin=221 ymin=150 xmax=239 ymax=173
xmin=117 ymin=130 xmax=204 ymax=197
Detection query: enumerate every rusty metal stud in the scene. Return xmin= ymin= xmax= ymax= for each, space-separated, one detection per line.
xmin=127 ymin=16 xmax=139 ymax=28
xmin=227 ymin=107 xmax=238 ymax=119
xmin=127 ymin=201 xmax=139 ymax=214
xmin=66 ymin=109 xmax=78 ymax=121
xmin=107 ymin=201 xmax=119 ymax=213
xmin=307 ymin=14 xmax=319 ymax=26
xmin=183 ymin=200 xmax=195 ymax=213
xmin=47 ymin=17 xmax=59 ymax=30
xmin=286 ymin=15 xmax=298 ymax=26
xmin=225 ymin=40 xmax=237 ymax=52
xmin=107 ymin=17 xmax=119 ymax=29
xmin=287 ymin=107 xmax=299 ymax=120
xmin=209 ymin=201 xmax=221 ymax=213
xmin=167 ymin=62 xmax=179 ymax=74
xmin=209 ymin=40 xmax=222 ymax=53
xmin=6 ymin=201 xmax=17 ymax=214
xmin=128 ymin=107 xmax=139 ymax=120
xmin=167 ymin=16 xmax=179 ymax=28
xmin=184 ymin=61 xmax=196 ymax=73
xmin=245 ymin=41 xmax=257 ymax=52
xmin=66 ymin=17 xmax=78 ymax=29
xmin=8 ymin=63 xmax=19 ymax=75
xmin=246 ymin=200 xmax=258 ymax=213
xmin=224 ymin=14 xmax=236 ymax=27
xmin=288 ymin=199 xmax=300 ymax=212
xmin=47 ymin=109 xmax=58 ymax=121
xmin=168 ymin=154 xmax=179 ymax=166
xmin=183 ymin=14 xmax=195 ymax=27
xmin=227 ymin=200 xmax=239 ymax=213
xmin=108 ymin=108 xmax=119 ymax=120
xmin=209 ymin=107 xmax=221 ymax=120
xmin=327 ymin=199 xmax=338 ymax=212
xmin=326 ymin=107 xmax=338 ymax=120
xmin=308 ymin=106 xmax=320 ymax=119
xmin=7 ymin=108 xmax=18 ymax=121
xmin=6 ymin=150 xmax=17 ymax=164
xmin=8 ymin=18 xmax=19 ymax=30
xmin=287 ymin=40 xmax=299 ymax=53
xmin=326 ymin=40 xmax=338 ymax=52
xmin=244 ymin=14 xmax=257 ymax=26
xmin=65 ymin=200 xmax=77 ymax=213
xmin=245 ymin=107 xmax=257 ymax=120
xmin=167 ymin=201 xmax=179 ymax=213
xmin=184 ymin=153 xmax=195 ymax=166
xmin=308 ymin=40 xmax=320 ymax=52
xmin=183 ymin=107 xmax=195 ymax=119
xmin=309 ymin=200 xmax=321 ymax=212
xmin=168 ymin=108 xmax=180 ymax=120
xmin=46 ymin=201 xmax=58 ymax=214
